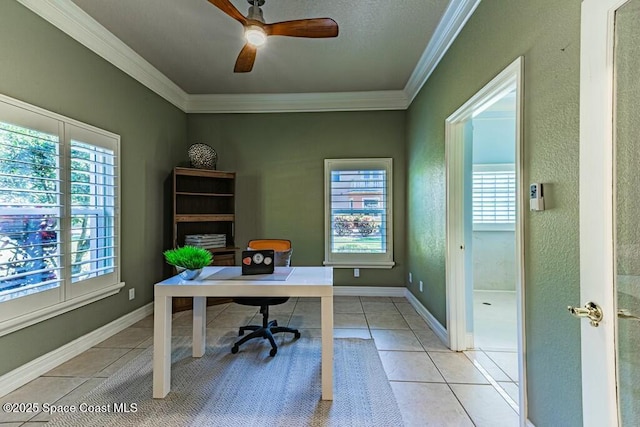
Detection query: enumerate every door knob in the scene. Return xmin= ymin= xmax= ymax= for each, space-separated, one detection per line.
xmin=567 ymin=301 xmax=603 ymax=327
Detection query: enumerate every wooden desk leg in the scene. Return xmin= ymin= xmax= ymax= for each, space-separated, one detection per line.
xmin=192 ymin=297 xmax=206 ymax=358
xmin=153 ymin=295 xmax=172 ymax=398
xmin=320 ymin=295 xmax=334 ymax=400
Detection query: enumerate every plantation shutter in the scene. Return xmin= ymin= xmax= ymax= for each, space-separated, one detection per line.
xmin=67 ymin=125 xmax=118 ymax=293
xmin=0 ymin=95 xmax=122 ymax=331
xmin=329 ymin=169 xmax=388 ymax=254
xmin=472 ymin=165 xmax=516 ymax=225
xmin=0 ymin=113 xmax=63 ymax=303
xmin=324 ymin=158 xmax=394 ymax=268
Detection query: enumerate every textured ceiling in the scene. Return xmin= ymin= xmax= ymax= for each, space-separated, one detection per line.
xmin=70 ymin=0 xmax=449 ymax=95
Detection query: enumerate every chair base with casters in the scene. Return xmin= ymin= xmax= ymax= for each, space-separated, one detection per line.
xmin=232 ymin=239 xmax=297 ymax=356
xmin=231 ymin=297 xmax=300 ymax=357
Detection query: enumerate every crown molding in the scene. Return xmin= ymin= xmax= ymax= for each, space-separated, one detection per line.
xmin=16 ymin=0 xmax=188 ymax=111
xmin=186 ymin=91 xmax=408 ymax=113
xmin=403 ymin=0 xmax=481 ymax=103
xmin=16 ymin=0 xmax=478 ymax=113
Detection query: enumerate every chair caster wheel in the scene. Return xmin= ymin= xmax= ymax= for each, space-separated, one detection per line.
xmin=238 ymin=329 xmax=244 ymax=336
xmin=294 ymin=332 xmax=301 ymax=339
xmin=269 ymin=348 xmax=277 ymax=357
xmin=231 ymin=345 xmax=239 ymax=354
xmin=273 ymin=320 xmax=278 ymax=327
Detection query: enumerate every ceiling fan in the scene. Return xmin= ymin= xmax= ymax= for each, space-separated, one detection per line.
xmin=207 ymin=0 xmax=339 ymax=73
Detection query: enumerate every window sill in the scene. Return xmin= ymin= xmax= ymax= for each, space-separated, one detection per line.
xmin=0 ymin=282 xmax=125 ymax=338
xmin=323 ymin=261 xmax=395 ymax=269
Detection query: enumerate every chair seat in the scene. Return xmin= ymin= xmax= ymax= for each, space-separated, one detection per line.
xmin=233 ymin=296 xmax=289 ymax=306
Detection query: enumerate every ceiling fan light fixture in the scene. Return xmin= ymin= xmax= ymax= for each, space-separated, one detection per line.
xmin=245 ymin=26 xmax=267 ymax=47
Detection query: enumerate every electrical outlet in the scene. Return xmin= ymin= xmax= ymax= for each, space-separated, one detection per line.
xmin=419 ymin=281 xmax=423 ymax=292
xmin=128 ymin=288 xmax=135 ymax=300
xmin=409 ymin=272 xmax=412 ymax=283
xmin=354 ymin=268 xmax=360 ymax=278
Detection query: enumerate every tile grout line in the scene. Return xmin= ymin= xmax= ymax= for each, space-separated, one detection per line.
xmin=481 ymin=349 xmax=518 ymax=382
xmin=3 ymin=296 xmax=512 ymax=426
xmin=467 ymin=356 xmax=519 ymax=414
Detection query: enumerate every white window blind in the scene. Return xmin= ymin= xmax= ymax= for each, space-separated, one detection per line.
xmin=0 ymin=122 xmax=63 ymax=301
xmin=0 ymin=94 xmax=122 ymax=334
xmin=472 ymin=164 xmax=516 ymax=229
xmin=70 ymin=140 xmax=116 ymax=283
xmin=324 ymin=158 xmax=394 ymax=268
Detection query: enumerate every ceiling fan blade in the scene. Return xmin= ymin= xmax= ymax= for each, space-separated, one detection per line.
xmin=264 ymin=18 xmax=339 ymax=38
xmin=207 ymin=0 xmax=247 ymax=25
xmin=234 ymin=43 xmax=258 ymax=73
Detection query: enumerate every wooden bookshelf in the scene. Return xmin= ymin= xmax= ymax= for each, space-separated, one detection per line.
xmin=171 ymin=167 xmax=237 ymax=311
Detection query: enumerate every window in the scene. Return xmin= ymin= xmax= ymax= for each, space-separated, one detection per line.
xmin=472 ymin=163 xmax=516 ymax=231
xmin=324 ymin=158 xmax=394 ymax=268
xmin=0 ymin=94 xmax=122 ymax=335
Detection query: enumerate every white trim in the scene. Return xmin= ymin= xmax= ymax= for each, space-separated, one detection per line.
xmin=15 ymin=0 xmax=188 ymax=111
xmin=514 ymin=60 xmax=528 ymax=427
xmin=0 ymin=282 xmax=125 ymax=337
xmin=186 ymin=91 xmax=409 ymax=113
xmin=445 ymin=57 xmax=528 ymax=426
xmin=444 ymin=115 xmax=467 ymax=350
xmin=404 ymin=0 xmax=481 ymax=102
xmin=466 ymin=332 xmax=474 ymax=349
xmin=330 ymin=287 xmax=450 ymax=344
xmin=0 ymin=302 xmax=153 ymax=398
xmin=15 ymin=0 xmax=477 ymax=113
xmin=404 ymin=289 xmax=449 ymax=345
xmin=324 ymin=158 xmax=394 ymax=267
xmin=333 ymin=286 xmax=405 ymax=297
xmin=578 ymin=0 xmax=626 ymax=425
xmin=446 ymin=59 xmax=522 ymax=123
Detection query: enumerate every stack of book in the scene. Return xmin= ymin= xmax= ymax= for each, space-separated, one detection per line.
xmin=185 ymin=234 xmax=227 ymax=249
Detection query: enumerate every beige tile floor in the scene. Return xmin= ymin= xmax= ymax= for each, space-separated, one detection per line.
xmin=470 ymin=290 xmax=520 ymax=413
xmin=0 ymin=296 xmax=519 ymax=426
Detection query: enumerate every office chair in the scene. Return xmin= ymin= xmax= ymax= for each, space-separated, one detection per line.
xmin=231 ymin=239 xmax=300 ymax=356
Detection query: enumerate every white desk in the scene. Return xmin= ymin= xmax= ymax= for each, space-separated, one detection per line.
xmin=152 ymin=266 xmax=334 ymax=400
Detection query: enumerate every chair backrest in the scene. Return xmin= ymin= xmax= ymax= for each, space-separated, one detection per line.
xmin=247 ymin=239 xmax=292 ymax=267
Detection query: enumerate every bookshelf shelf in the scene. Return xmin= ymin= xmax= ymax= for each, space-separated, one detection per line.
xmin=171 ymin=167 xmax=237 ymax=311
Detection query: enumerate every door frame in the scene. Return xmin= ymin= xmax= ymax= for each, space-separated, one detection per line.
xmin=445 ymin=57 xmax=527 ymax=422
xmin=578 ymin=0 xmax=628 ymax=425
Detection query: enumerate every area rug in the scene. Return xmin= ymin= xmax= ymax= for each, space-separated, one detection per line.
xmin=48 ymin=337 xmax=404 ymax=427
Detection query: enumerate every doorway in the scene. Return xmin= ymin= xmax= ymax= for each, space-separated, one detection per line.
xmin=445 ymin=57 xmax=526 ymax=422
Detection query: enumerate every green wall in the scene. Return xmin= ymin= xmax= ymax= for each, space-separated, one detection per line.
xmin=0 ymin=1 xmax=187 ymax=375
xmin=187 ymin=112 xmax=406 ymax=287
xmin=405 ymin=0 xmax=582 ymax=425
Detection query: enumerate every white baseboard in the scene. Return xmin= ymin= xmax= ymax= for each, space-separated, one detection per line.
xmin=333 ymin=286 xmax=406 ymax=297
xmin=403 ymin=290 xmax=449 ymax=347
xmin=526 ymin=419 xmax=535 ymax=427
xmin=0 ymin=303 xmax=153 ymax=398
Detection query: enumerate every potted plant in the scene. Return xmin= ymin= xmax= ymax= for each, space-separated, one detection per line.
xmin=163 ymin=245 xmax=213 ymax=280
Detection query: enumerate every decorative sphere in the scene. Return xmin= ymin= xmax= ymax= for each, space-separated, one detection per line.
xmin=188 ymin=143 xmax=217 ymax=170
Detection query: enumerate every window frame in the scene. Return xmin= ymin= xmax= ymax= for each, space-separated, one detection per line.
xmin=323 ymin=158 xmax=395 ymax=269
xmin=0 ymin=94 xmax=123 ymax=337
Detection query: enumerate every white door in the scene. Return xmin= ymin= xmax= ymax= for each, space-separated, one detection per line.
xmin=579 ymin=0 xmax=639 ymax=425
